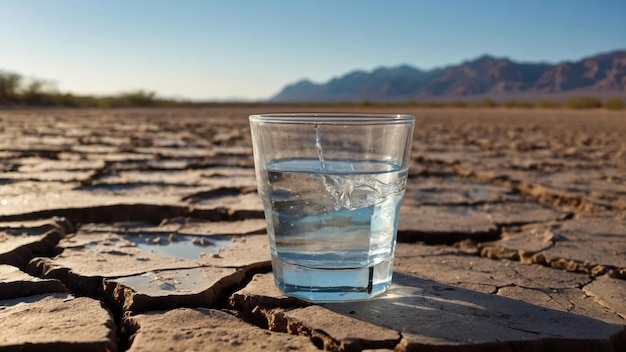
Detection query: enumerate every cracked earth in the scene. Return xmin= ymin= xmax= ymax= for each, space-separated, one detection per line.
xmin=1 ymin=107 xmax=625 ymax=351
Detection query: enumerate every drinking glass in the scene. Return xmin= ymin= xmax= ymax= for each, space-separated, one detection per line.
xmin=249 ymin=113 xmax=415 ymax=302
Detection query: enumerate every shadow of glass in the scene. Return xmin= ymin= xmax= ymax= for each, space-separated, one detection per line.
xmin=323 ymin=272 xmax=626 ymax=350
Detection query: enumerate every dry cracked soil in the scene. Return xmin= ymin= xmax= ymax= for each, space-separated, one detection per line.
xmin=1 ymin=107 xmax=625 ymax=351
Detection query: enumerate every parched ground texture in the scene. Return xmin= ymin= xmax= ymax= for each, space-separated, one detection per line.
xmin=1 ymin=107 xmax=625 ymax=351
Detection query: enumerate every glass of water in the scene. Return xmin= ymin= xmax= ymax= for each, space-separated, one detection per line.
xmin=249 ymin=113 xmax=415 ymax=302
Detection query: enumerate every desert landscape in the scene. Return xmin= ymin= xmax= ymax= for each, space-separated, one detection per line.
xmin=1 ymin=106 xmax=625 ymax=351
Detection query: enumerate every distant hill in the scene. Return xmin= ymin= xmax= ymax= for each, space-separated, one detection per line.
xmin=270 ymin=50 xmax=626 ymax=102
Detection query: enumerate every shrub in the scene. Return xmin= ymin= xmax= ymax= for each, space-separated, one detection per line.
xmin=1 ymin=68 xmax=178 ymax=108
xmin=449 ymin=101 xmax=467 ymax=108
xmin=113 ymin=90 xmax=157 ymax=107
xmin=406 ymin=100 xmax=419 ymax=106
xmin=421 ymin=101 xmax=445 ymax=108
xmin=503 ymin=101 xmax=534 ymax=108
xmin=604 ymin=97 xmax=625 ymax=110
xmin=474 ymin=99 xmax=497 ymax=108
xmin=564 ymin=96 xmax=602 ymax=109
xmin=336 ymin=100 xmax=354 ymax=107
xmin=536 ymin=100 xmax=560 ymax=108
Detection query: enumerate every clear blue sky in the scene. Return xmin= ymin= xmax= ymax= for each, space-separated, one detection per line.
xmin=1 ymin=0 xmax=624 ymax=101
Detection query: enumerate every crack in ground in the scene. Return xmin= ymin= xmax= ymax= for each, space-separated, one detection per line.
xmin=3 ymin=148 xmax=622 ymax=350
xmin=4 ymin=211 xmax=270 ymax=352
xmin=234 ymin=306 xmax=402 ymax=352
xmin=0 ymin=203 xmax=265 ymax=225
xmin=415 ymin=156 xmax=617 ymax=213
xmin=476 ymin=244 xmax=626 ymax=280
xmin=451 ymin=164 xmax=616 ymax=213
xmin=581 ymin=282 xmax=626 ymax=321
xmin=452 ymin=226 xmax=626 ymax=282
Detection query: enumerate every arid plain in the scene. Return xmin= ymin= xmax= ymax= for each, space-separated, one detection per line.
xmin=1 ymin=107 xmax=625 ymax=351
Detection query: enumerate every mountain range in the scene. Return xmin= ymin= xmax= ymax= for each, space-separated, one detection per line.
xmin=270 ymin=50 xmax=626 ymax=102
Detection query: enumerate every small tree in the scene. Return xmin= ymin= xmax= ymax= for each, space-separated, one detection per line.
xmin=21 ymin=79 xmax=57 ymax=106
xmin=0 ymin=70 xmax=22 ymax=104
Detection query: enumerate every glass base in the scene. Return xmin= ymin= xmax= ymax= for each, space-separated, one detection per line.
xmin=272 ymin=257 xmax=393 ymax=303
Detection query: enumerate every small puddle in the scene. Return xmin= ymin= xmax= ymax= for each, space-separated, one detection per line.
xmin=466 ymin=189 xmax=490 ymax=200
xmin=124 ymin=234 xmax=231 ymax=261
xmin=119 ymin=267 xmax=207 ymax=293
xmin=446 ymin=207 xmax=471 ymax=216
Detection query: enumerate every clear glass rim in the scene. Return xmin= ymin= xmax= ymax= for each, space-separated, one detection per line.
xmin=249 ymin=112 xmax=415 ymax=125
